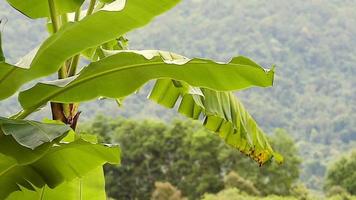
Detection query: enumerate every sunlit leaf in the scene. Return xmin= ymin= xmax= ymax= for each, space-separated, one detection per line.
xmin=0 ymin=0 xmax=180 ymax=100
xmin=18 ymin=51 xmax=274 ymax=115
xmin=0 ymin=136 xmax=120 ymax=199
xmin=6 ymin=167 xmax=106 ymax=200
xmin=0 ymin=117 xmax=71 ymax=149
xmin=5 ymin=0 xmax=85 ymax=19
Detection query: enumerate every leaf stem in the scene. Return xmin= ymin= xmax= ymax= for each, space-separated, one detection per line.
xmin=86 ymin=0 xmax=96 ymax=16
xmin=48 ymin=0 xmax=67 ymax=122
xmin=74 ymin=7 xmax=82 ymax=21
xmin=66 ymin=7 xmax=82 ymax=76
xmin=60 ymin=13 xmax=68 ymax=25
xmin=48 ymin=0 xmax=59 ymax=32
xmin=68 ymin=54 xmax=80 ymax=76
xmin=48 ymin=0 xmax=67 ymax=78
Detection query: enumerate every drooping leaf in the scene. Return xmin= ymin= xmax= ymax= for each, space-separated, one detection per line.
xmin=0 ymin=136 xmax=120 ymax=199
xmin=6 ymin=167 xmax=106 ymax=200
xmin=0 ymin=117 xmax=71 ymax=149
xmin=18 ymin=51 xmax=274 ymax=115
xmin=0 ymin=0 xmax=181 ymax=100
xmin=149 ymin=79 xmax=283 ymax=165
xmin=5 ymin=0 xmax=85 ymax=19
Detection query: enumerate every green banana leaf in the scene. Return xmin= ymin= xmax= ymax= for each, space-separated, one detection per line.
xmin=6 ymin=167 xmax=106 ymax=200
xmin=149 ymin=79 xmax=283 ymax=165
xmin=6 ymin=0 xmax=85 ymax=19
xmin=0 ymin=136 xmax=120 ymax=199
xmin=0 ymin=0 xmax=180 ymax=100
xmin=0 ymin=117 xmax=71 ymax=149
xmin=18 ymin=51 xmax=274 ymax=115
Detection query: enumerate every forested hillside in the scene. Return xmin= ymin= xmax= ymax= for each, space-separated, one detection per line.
xmin=0 ymin=0 xmax=355 ymax=191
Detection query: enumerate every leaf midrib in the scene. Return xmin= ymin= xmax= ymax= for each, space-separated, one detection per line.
xmin=0 ymin=66 xmax=16 ymax=85
xmin=23 ymin=59 xmax=234 ymax=110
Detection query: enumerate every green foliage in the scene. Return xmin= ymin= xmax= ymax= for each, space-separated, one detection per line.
xmin=224 ymin=171 xmax=261 ymax=196
xmin=219 ymin=129 xmax=301 ymax=196
xmin=202 ymin=188 xmax=298 ymax=200
xmin=3 ymin=0 xmax=354 ymax=192
xmin=1 ymin=0 xmax=355 ymax=196
xmin=0 ymin=0 xmax=181 ymax=100
xmin=6 ymin=0 xmax=85 ymax=18
xmin=19 ymin=51 xmax=273 ymax=112
xmin=151 ymin=182 xmax=187 ymax=200
xmin=202 ymin=187 xmax=356 ymax=200
xmin=0 ymin=0 xmax=281 ymax=198
xmin=0 ymin=132 xmax=120 ymax=199
xmin=150 ymin=80 xmax=280 ymax=165
xmin=125 ymin=0 xmax=356 ymax=190
xmin=255 ymin=129 xmax=301 ymax=195
xmin=128 ymin=0 xmax=356 ymax=146
xmin=82 ymin=116 xmax=300 ymax=200
xmin=289 ymin=183 xmax=310 ymax=200
xmin=326 ymin=186 xmax=353 ymax=200
xmin=327 ymin=195 xmax=356 ymax=200
xmin=6 ymin=167 xmax=107 ymax=200
xmin=0 ymin=117 xmax=71 ymax=149
xmin=0 ymin=0 xmax=278 ymax=167
xmin=325 ymin=151 xmax=356 ymax=195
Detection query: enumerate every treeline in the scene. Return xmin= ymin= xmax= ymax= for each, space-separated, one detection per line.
xmin=81 ymin=116 xmax=355 ymax=200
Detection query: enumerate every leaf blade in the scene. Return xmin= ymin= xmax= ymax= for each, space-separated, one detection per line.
xmin=6 ymin=167 xmax=106 ymax=200
xmin=0 ymin=117 xmax=71 ymax=149
xmin=5 ymin=0 xmax=85 ymax=19
xmin=18 ymin=51 xmax=274 ymax=113
xmin=149 ymin=79 xmax=281 ymax=165
xmin=0 ymin=136 xmax=120 ymax=199
xmin=0 ymin=0 xmax=181 ymax=100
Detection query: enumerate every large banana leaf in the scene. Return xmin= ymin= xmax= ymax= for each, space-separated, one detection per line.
xmin=149 ymin=79 xmax=283 ymax=165
xmin=0 ymin=117 xmax=71 ymax=149
xmin=0 ymin=0 xmax=181 ymax=100
xmin=0 ymin=136 xmax=120 ymax=199
xmin=18 ymin=51 xmax=274 ymax=115
xmin=6 ymin=167 xmax=106 ymax=200
xmin=6 ymin=0 xmax=85 ymax=19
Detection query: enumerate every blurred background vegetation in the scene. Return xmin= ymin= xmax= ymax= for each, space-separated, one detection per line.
xmin=0 ymin=0 xmax=355 ymax=199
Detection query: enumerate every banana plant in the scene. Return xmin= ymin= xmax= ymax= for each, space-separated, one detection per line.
xmin=0 ymin=0 xmax=282 ymax=199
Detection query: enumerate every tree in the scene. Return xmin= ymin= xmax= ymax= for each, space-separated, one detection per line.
xmin=325 ymin=151 xmax=356 ymax=195
xmin=326 ymin=186 xmax=353 ymax=200
xmin=220 ymin=129 xmax=301 ymax=196
xmin=84 ymin=117 xmax=297 ymax=199
xmin=224 ymin=171 xmax=261 ymax=196
xmin=151 ymin=182 xmax=187 ymax=200
xmin=0 ymin=0 xmax=280 ymax=199
xmin=100 ymin=119 xmax=223 ymax=199
xmin=201 ymin=188 xmax=299 ymax=200
xmin=289 ymin=183 xmax=310 ymax=200
xmin=254 ymin=129 xmax=301 ymax=195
